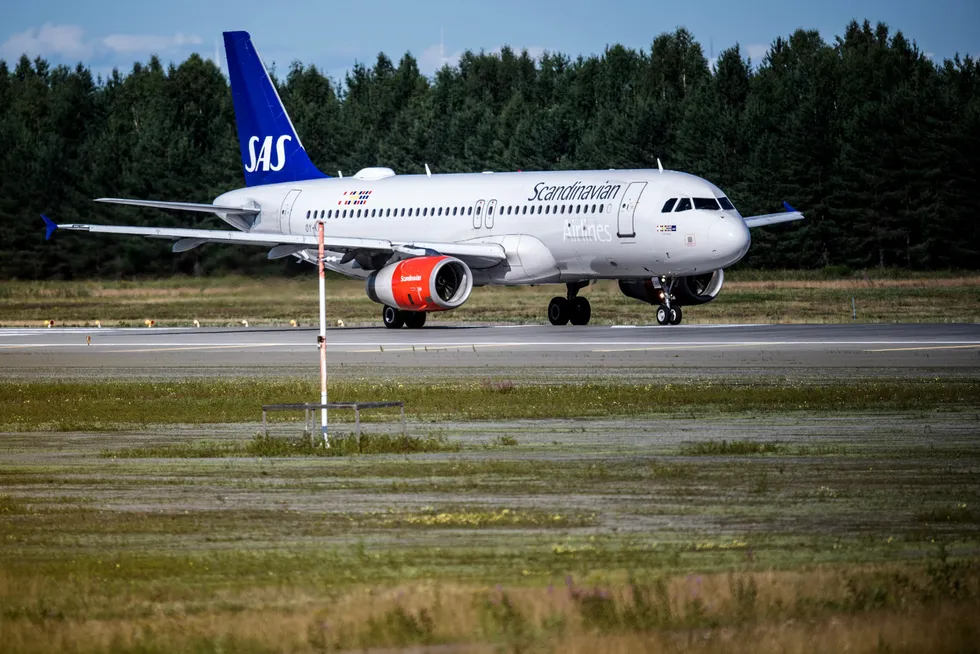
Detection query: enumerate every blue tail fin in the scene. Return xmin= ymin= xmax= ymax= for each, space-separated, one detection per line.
xmin=222 ymin=31 xmax=328 ymax=187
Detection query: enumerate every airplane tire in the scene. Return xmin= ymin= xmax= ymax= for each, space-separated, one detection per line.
xmin=548 ymin=297 xmax=570 ymax=326
xmin=656 ymin=305 xmax=670 ymax=326
xmin=404 ymin=311 xmax=427 ymax=329
xmin=569 ymin=297 xmax=592 ymax=326
xmin=382 ymin=305 xmax=404 ymax=329
xmin=669 ymin=306 xmax=683 ymax=325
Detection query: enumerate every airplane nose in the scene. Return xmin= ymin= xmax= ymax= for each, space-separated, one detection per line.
xmin=709 ymin=216 xmax=751 ymax=262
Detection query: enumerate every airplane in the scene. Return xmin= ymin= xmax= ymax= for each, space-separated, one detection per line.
xmin=42 ymin=31 xmax=804 ymax=329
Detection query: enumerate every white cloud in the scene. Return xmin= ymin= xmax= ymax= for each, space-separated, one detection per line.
xmin=0 ymin=23 xmax=203 ymax=62
xmin=418 ymin=42 xmax=548 ymax=75
xmin=744 ymin=43 xmax=769 ymax=63
xmin=418 ymin=42 xmax=463 ymax=74
xmin=1 ymin=23 xmax=91 ymax=60
xmin=102 ymin=32 xmax=202 ymax=55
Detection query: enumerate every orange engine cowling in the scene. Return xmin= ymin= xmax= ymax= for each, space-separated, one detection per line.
xmin=366 ymin=256 xmax=473 ymax=311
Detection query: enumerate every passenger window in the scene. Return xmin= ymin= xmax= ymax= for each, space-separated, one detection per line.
xmin=430 ymin=207 xmax=435 ymax=215
xmin=662 ymin=198 xmax=677 ymax=212
xmin=599 ymin=204 xmax=603 ymax=214
xmin=438 ymin=208 xmax=443 ymax=216
xmin=675 ymin=198 xmax=692 ymax=212
xmin=468 ymin=207 xmax=473 ymax=215
xmin=719 ymin=197 xmax=735 ymax=211
xmin=423 ymin=208 xmax=428 ymax=216
xmin=489 ymin=205 xmax=494 ymax=215
xmin=576 ymin=205 xmax=581 ymax=214
xmin=306 ymin=210 xmax=311 ymax=219
xmin=386 ymin=208 xmax=390 ymax=217
xmin=694 ymin=197 xmax=720 ymax=211
xmin=476 ymin=205 xmax=482 ymax=215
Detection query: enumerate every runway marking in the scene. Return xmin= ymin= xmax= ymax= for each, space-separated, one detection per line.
xmin=112 ymin=344 xmax=282 ymax=353
xmin=864 ymin=344 xmax=980 ymax=353
xmin=592 ymin=343 xmax=780 ymax=353
xmin=345 ymin=344 xmax=512 ymax=353
xmin=4 ymin=340 xmax=980 ymax=351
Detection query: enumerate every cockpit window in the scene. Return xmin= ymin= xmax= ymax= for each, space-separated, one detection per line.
xmin=718 ymin=197 xmax=735 ymax=211
xmin=674 ymin=198 xmax=692 ymax=212
xmin=661 ymin=198 xmax=677 ymax=213
xmin=694 ymin=197 xmax=721 ymax=211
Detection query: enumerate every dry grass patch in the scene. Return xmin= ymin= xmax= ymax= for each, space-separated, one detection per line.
xmin=2 ymin=562 xmax=977 ymax=653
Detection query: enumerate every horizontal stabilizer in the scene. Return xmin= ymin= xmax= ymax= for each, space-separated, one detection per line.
xmin=95 ymin=198 xmax=259 ymax=215
xmin=41 ymin=214 xmax=58 ymax=240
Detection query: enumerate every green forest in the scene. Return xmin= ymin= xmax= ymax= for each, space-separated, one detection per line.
xmin=0 ymin=19 xmax=978 ymax=279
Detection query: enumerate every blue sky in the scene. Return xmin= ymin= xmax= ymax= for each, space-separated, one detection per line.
xmin=2 ymin=0 xmax=977 ymax=81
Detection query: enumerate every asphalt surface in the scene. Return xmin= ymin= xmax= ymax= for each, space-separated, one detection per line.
xmin=1 ymin=323 xmax=979 ymax=379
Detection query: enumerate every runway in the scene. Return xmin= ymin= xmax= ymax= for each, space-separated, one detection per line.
xmin=1 ymin=323 xmax=978 ymax=380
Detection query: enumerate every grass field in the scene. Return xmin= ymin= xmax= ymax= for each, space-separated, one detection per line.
xmin=2 ymin=377 xmax=978 ymax=430
xmin=1 ymin=270 xmax=977 ymax=326
xmin=2 ymin=375 xmax=979 ymax=652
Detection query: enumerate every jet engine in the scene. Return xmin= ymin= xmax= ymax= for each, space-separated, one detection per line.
xmin=619 ymin=269 xmax=725 ymax=306
xmin=366 ymin=255 xmax=473 ymax=311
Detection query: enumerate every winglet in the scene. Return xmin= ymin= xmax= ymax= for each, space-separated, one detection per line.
xmin=783 ymin=201 xmax=797 ymax=213
xmin=41 ymin=214 xmax=58 ymax=241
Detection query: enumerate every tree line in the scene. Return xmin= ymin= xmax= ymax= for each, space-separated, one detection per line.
xmin=1 ymin=19 xmax=978 ymax=279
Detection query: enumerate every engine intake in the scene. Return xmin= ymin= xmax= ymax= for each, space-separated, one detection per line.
xmin=366 ymin=255 xmax=473 ymax=311
xmin=619 ymin=269 xmax=725 ymax=306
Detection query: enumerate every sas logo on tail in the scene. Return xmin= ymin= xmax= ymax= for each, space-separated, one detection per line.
xmin=245 ymin=135 xmax=292 ymax=173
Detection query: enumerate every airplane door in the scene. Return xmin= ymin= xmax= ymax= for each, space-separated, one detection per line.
xmin=616 ymin=181 xmax=647 ymax=238
xmin=485 ymin=199 xmax=497 ymax=229
xmin=279 ymin=189 xmax=302 ymax=234
xmin=472 ymin=200 xmax=485 ymax=229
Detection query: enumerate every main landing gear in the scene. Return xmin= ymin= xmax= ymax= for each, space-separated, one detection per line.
xmin=548 ymin=282 xmax=591 ymax=326
xmin=654 ymin=277 xmax=683 ymax=326
xmin=382 ymin=306 xmax=427 ymax=329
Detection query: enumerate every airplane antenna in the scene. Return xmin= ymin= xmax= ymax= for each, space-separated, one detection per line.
xmin=338 ymin=170 xmax=343 ymax=178
xmin=657 ymin=158 xmax=663 ymax=173
xmin=425 ymin=164 xmax=432 ymax=177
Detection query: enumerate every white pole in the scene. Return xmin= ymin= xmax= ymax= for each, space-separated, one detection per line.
xmin=318 ymin=221 xmax=329 ymax=446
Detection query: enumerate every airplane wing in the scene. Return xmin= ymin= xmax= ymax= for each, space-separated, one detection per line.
xmin=41 ymin=215 xmax=506 ymax=265
xmin=742 ymin=202 xmax=805 ymax=229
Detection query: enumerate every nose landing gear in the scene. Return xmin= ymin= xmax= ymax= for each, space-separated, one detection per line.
xmin=548 ymin=282 xmax=591 ymax=326
xmin=654 ymin=277 xmax=684 ymax=326
xmin=656 ymin=304 xmax=682 ymax=325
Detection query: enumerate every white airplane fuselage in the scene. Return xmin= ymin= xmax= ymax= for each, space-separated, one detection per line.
xmin=215 ymin=167 xmax=752 ymax=285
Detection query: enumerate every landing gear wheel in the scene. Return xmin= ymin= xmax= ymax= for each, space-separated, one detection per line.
xmin=656 ymin=304 xmax=670 ymax=326
xmin=668 ymin=306 xmax=683 ymax=325
xmin=404 ymin=311 xmax=427 ymax=329
xmin=382 ymin=305 xmax=404 ymax=329
xmin=548 ymin=297 xmax=570 ymax=326
xmin=569 ymin=297 xmax=592 ymax=326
